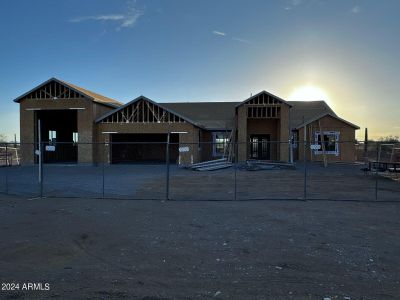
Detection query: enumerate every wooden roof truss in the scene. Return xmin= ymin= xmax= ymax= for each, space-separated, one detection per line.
xmin=21 ymin=80 xmax=85 ymax=100
xmin=245 ymin=93 xmax=281 ymax=118
xmin=245 ymin=93 xmax=281 ymax=105
xmin=100 ymin=99 xmax=186 ymax=124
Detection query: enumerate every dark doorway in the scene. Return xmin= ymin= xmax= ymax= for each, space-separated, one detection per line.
xmin=36 ymin=110 xmax=78 ymax=163
xmin=249 ymin=135 xmax=270 ymax=160
xmin=111 ymin=134 xmax=179 ymax=164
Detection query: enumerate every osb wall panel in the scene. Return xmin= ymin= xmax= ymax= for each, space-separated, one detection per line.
xmin=297 ymin=115 xmax=358 ymax=162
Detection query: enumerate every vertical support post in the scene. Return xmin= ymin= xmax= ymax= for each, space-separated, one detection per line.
xmin=288 ymin=107 xmax=292 ymax=163
xmin=318 ymin=120 xmax=327 ymax=168
xmin=303 ymin=125 xmax=307 ymax=200
xmin=289 ymin=135 xmax=294 ymax=164
xmin=102 ymin=142 xmax=105 ymax=199
xmin=166 ymin=129 xmax=170 ymax=201
xmin=363 ymin=128 xmax=368 ymax=163
xmin=38 ymin=119 xmax=43 ymax=198
xmin=234 ymin=141 xmax=238 ymax=200
xmin=375 ymin=142 xmax=379 ymax=201
xmin=5 ymin=143 xmax=8 ymax=194
xmin=40 ymin=141 xmax=44 ymax=198
xmin=38 ymin=119 xmax=42 ymax=184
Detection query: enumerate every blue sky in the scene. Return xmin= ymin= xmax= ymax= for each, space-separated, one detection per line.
xmin=0 ymin=0 xmax=399 ymax=140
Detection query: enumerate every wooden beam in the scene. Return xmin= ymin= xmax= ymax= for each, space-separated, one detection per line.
xmin=146 ymin=102 xmax=159 ymax=122
xmin=318 ymin=120 xmax=328 ymax=167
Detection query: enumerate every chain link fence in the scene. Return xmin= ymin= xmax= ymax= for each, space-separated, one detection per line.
xmin=0 ymin=141 xmax=399 ymax=201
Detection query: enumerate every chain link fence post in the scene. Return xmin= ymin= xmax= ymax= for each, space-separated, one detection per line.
xmin=5 ymin=143 xmax=9 ymax=194
xmin=39 ymin=141 xmax=43 ymax=198
xmin=102 ymin=142 xmax=105 ymax=199
xmin=234 ymin=141 xmax=238 ymax=200
xmin=375 ymin=142 xmax=379 ymax=201
xmin=166 ymin=134 xmax=170 ymax=201
xmin=303 ymin=138 xmax=307 ymax=200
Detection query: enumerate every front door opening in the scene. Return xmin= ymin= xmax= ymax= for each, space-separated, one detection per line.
xmin=250 ymin=135 xmax=270 ymax=160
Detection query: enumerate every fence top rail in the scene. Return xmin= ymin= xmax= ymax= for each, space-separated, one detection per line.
xmin=0 ymin=141 xmax=364 ymax=145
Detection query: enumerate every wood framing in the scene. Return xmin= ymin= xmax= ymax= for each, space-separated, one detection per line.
xmin=247 ymin=106 xmax=281 ymax=118
xmin=236 ymin=91 xmax=291 ymax=162
xmin=14 ymin=78 xmax=359 ymax=165
xmin=97 ymin=96 xmax=190 ymax=125
xmin=18 ymin=80 xmax=85 ymax=101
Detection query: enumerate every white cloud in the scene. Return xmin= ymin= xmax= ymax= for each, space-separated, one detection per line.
xmin=284 ymin=0 xmax=325 ymax=11
xmin=213 ymin=30 xmax=226 ymax=36
xmin=350 ymin=5 xmax=361 ymax=14
xmin=70 ymin=1 xmax=143 ymax=30
xmin=212 ymin=31 xmax=251 ymax=45
xmin=285 ymin=0 xmax=302 ymax=10
xmin=70 ymin=15 xmax=125 ymax=23
xmin=118 ymin=11 xmax=143 ymax=30
xmin=232 ymin=37 xmax=251 ymax=44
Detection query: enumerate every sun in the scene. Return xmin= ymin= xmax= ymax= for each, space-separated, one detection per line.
xmin=288 ymin=85 xmax=330 ymax=101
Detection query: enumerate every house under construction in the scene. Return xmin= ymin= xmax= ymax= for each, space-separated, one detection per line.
xmin=14 ymin=78 xmax=359 ymax=165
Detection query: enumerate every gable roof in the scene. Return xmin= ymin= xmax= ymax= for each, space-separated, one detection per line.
xmin=294 ymin=111 xmax=360 ymax=130
xmin=58 ymin=79 xmax=122 ymax=107
xmin=289 ymin=101 xmax=336 ymax=129
xmin=13 ymin=77 xmax=123 ymax=108
xmin=163 ymin=100 xmax=359 ymax=131
xmin=162 ymin=101 xmax=239 ymax=130
xmin=236 ymin=90 xmax=292 ymax=108
xmin=95 ymin=95 xmax=204 ymax=128
xmin=14 ymin=80 xmax=358 ymax=131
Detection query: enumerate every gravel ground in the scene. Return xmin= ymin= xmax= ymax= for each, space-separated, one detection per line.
xmin=0 ymin=194 xmax=400 ymax=299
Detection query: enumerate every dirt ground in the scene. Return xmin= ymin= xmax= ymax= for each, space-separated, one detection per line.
xmin=0 ymin=194 xmax=400 ymax=299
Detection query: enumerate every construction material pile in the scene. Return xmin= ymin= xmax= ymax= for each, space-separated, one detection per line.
xmin=189 ymin=158 xmax=233 ymax=171
xmin=244 ymin=160 xmax=296 ymax=171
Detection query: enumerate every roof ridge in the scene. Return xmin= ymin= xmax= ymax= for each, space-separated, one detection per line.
xmin=287 ymin=100 xmax=327 ymax=102
xmin=13 ymin=77 xmax=123 ymax=108
xmin=95 ymin=95 xmax=205 ymax=128
xmin=294 ymin=112 xmax=359 ymax=130
xmin=162 ymin=101 xmax=241 ymax=104
xmin=57 ymin=78 xmax=123 ymax=106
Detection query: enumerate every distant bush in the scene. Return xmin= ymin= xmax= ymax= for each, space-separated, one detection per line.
xmin=365 ymin=136 xmax=400 ymax=143
xmin=377 ymin=135 xmax=400 ymax=143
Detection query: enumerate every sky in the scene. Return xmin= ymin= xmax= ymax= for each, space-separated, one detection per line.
xmin=0 ymin=0 xmax=399 ymax=141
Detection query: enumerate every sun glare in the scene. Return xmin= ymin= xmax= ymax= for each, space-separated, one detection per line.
xmin=288 ymin=85 xmax=330 ymax=102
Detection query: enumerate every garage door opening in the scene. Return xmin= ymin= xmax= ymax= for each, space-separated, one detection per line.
xmin=35 ymin=110 xmax=78 ymax=164
xmin=111 ymin=133 xmax=179 ymax=164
